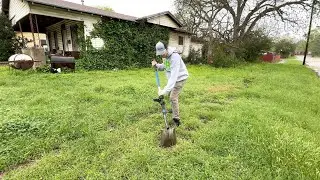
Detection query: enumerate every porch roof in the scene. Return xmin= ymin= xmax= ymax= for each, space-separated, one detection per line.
xmin=14 ymin=15 xmax=68 ymax=33
xmin=26 ymin=0 xmax=137 ymax=22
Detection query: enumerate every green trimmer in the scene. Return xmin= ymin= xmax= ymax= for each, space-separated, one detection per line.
xmin=153 ymin=68 xmax=177 ymax=148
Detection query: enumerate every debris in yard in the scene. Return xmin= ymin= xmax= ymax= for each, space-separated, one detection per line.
xmin=8 ymin=54 xmax=34 ymax=70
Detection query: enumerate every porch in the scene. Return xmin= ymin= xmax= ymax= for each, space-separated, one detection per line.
xmin=14 ymin=14 xmax=83 ymax=59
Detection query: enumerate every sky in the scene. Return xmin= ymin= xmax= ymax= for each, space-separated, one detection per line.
xmin=65 ymin=0 xmax=319 ymax=40
xmin=66 ymin=0 xmax=176 ymax=17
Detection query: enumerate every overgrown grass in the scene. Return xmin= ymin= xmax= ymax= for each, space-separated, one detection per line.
xmin=1 ymin=58 xmax=320 ymax=179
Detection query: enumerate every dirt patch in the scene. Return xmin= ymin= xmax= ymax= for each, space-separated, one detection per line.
xmin=208 ymin=85 xmax=236 ymax=93
xmin=1 ymin=159 xmax=38 ymax=179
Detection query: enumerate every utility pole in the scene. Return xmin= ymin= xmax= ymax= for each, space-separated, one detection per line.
xmin=303 ymin=0 xmax=317 ymax=65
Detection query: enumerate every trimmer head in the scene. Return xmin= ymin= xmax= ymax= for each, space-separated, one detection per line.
xmin=153 ymin=96 xmax=177 ymax=148
xmin=160 ymin=127 xmax=177 ymax=147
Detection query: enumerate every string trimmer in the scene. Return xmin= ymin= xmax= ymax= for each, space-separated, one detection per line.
xmin=153 ymin=68 xmax=177 ymax=148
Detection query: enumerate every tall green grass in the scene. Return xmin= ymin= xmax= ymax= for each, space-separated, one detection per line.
xmin=1 ymin=60 xmax=320 ymax=179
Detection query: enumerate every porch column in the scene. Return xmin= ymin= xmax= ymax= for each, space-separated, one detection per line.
xmin=28 ymin=14 xmax=36 ymax=47
xmin=35 ymin=14 xmax=41 ymax=47
xmin=18 ymin=21 xmax=25 ymax=47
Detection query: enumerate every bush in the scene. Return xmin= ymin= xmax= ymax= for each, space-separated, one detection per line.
xmin=35 ymin=64 xmax=51 ymax=73
xmin=310 ymin=29 xmax=320 ymax=57
xmin=0 ymin=13 xmax=15 ymax=61
xmin=201 ymin=30 xmax=273 ymax=67
xmin=274 ymin=39 xmax=296 ymax=58
xmin=212 ymin=46 xmax=244 ymax=68
xmin=237 ymin=30 xmax=273 ymax=62
xmin=185 ymin=48 xmax=206 ymax=64
xmin=77 ymin=20 xmax=170 ymax=70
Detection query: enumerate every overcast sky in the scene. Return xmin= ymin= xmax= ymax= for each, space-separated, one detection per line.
xmin=65 ymin=0 xmax=319 ymax=40
xmin=66 ymin=0 xmax=175 ymax=17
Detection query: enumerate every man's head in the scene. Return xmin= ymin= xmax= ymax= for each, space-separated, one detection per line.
xmin=156 ymin=41 xmax=168 ymax=58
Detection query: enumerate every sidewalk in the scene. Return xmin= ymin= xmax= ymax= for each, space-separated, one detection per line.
xmin=296 ymin=55 xmax=320 ymax=77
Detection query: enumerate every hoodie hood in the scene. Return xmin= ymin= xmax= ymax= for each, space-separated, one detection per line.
xmin=167 ymin=47 xmax=179 ymax=58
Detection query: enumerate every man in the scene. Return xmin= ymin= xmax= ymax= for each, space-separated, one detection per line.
xmin=152 ymin=41 xmax=189 ymax=126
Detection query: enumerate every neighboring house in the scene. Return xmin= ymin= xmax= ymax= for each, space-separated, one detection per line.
xmin=2 ymin=0 xmax=195 ymax=59
xmin=15 ymin=31 xmax=47 ymax=48
xmin=137 ymin=12 xmax=192 ymax=57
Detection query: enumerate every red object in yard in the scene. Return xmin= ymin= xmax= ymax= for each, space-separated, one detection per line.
xmin=261 ymin=53 xmax=281 ymax=63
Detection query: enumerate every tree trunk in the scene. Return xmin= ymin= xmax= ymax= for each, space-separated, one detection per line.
xmin=207 ymin=36 xmax=213 ymax=64
xmin=207 ymin=22 xmax=214 ymax=64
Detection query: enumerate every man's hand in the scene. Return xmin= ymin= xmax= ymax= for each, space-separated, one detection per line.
xmin=152 ymin=60 xmax=157 ymax=67
xmin=158 ymin=89 xmax=165 ymax=96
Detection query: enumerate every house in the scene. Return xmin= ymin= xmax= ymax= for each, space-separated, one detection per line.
xmin=137 ymin=11 xmax=193 ymax=57
xmin=1 ymin=0 xmax=195 ymax=63
xmin=15 ymin=31 xmax=47 ymax=48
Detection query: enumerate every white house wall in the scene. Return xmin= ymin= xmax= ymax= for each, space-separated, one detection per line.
xmin=168 ymin=32 xmax=191 ymax=58
xmin=9 ymin=0 xmax=30 ymax=26
xmin=147 ymin=15 xmax=179 ymax=29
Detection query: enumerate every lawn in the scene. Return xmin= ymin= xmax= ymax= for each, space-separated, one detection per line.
xmin=1 ymin=59 xmax=320 ymax=179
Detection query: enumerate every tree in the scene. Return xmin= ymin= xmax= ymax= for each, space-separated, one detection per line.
xmin=96 ymin=6 xmax=114 ymax=12
xmin=309 ymin=29 xmax=320 ymax=56
xmin=175 ymin=0 xmax=310 ymax=41
xmin=174 ymin=0 xmax=310 ymax=62
xmin=274 ymin=39 xmax=296 ymax=58
xmin=296 ymin=40 xmax=307 ymax=54
xmin=0 ymin=13 xmax=15 ymax=61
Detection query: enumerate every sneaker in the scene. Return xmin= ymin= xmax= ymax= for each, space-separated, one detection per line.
xmin=173 ymin=118 xmax=181 ymax=127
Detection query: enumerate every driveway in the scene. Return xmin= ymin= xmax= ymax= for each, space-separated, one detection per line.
xmin=296 ymin=55 xmax=320 ymax=77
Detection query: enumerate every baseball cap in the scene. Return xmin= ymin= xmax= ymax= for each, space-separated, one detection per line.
xmin=156 ymin=41 xmax=166 ymax=56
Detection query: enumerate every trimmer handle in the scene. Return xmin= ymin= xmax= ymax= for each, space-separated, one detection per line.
xmin=153 ymin=95 xmax=166 ymax=114
xmin=155 ymin=67 xmax=161 ymax=90
xmin=153 ymin=95 xmax=165 ymax=104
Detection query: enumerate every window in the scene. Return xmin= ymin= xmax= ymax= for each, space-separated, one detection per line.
xmin=179 ymin=36 xmax=184 ymax=45
xmin=40 ymin=40 xmax=47 ymax=46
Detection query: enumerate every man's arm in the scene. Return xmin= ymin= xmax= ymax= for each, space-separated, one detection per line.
xmin=155 ymin=63 xmax=165 ymax=71
xmin=152 ymin=60 xmax=165 ymax=71
xmin=161 ymin=54 xmax=181 ymax=94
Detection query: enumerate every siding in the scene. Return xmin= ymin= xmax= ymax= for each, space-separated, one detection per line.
xmin=9 ymin=0 xmax=30 ymax=25
xmin=147 ymin=15 xmax=179 ymax=29
xmin=168 ymin=32 xmax=191 ymax=58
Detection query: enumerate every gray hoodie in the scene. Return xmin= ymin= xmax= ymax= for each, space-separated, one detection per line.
xmin=156 ymin=47 xmax=189 ymax=94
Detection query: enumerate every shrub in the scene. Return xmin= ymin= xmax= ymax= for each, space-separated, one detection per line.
xmin=274 ymin=39 xmax=296 ymax=58
xmin=0 ymin=13 xmax=15 ymax=61
xmin=77 ymin=20 xmax=170 ymax=70
xmin=237 ymin=30 xmax=273 ymax=62
xmin=212 ymin=45 xmax=244 ymax=68
xmin=185 ymin=48 xmax=206 ymax=64
xmin=310 ymin=29 xmax=320 ymax=57
xmin=202 ymin=30 xmax=273 ymax=66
